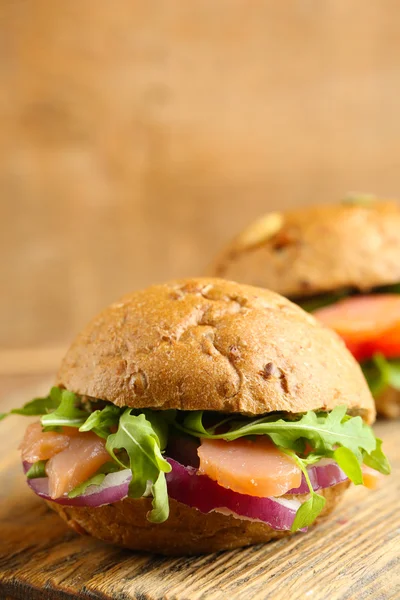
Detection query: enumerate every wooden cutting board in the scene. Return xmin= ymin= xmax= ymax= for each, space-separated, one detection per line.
xmin=1 ymin=391 xmax=399 ymax=600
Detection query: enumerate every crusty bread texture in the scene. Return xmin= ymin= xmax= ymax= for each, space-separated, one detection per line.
xmin=47 ymin=481 xmax=349 ymax=555
xmin=57 ymin=278 xmax=375 ymax=422
xmin=208 ymin=199 xmax=400 ymax=298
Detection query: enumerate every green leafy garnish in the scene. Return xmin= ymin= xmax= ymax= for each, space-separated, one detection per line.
xmin=26 ymin=460 xmax=48 ymax=479
xmin=68 ymin=462 xmax=120 ymax=498
xmin=281 ymin=449 xmax=326 ymax=531
xmin=291 ymin=493 xmax=326 ymax=532
xmin=363 ymin=438 xmax=391 ymax=475
xmin=373 ymin=282 xmax=400 ymax=295
xmin=149 ymin=471 xmax=170 ymax=523
xmin=106 ymin=409 xmax=171 ymax=523
xmin=141 ymin=409 xmax=171 ymax=451
xmin=69 ymin=474 xmax=106 ymax=497
xmin=176 ymin=405 xmax=390 ymax=531
xmin=0 ymin=387 xmax=62 ymax=421
xmin=361 ymin=353 xmax=400 ymax=398
xmin=6 ymin=385 xmax=390 ymax=530
xmin=79 ymin=405 xmax=121 ymax=438
xmin=333 ymin=446 xmax=363 ymax=485
xmin=41 ymin=389 xmax=88 ymax=429
xmin=178 ymin=406 xmax=376 ymax=462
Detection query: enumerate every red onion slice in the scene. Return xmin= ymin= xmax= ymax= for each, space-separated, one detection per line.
xmin=165 ymin=458 xmax=302 ymax=531
xmin=22 ymin=462 xmax=131 ymax=507
xmin=287 ymin=459 xmax=348 ymax=494
xmin=23 ymin=460 xmax=301 ymax=531
xmin=23 ymin=456 xmax=348 ymax=531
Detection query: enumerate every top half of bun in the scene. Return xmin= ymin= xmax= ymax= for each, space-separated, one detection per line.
xmin=57 ymin=278 xmax=375 ymax=423
xmin=208 ymin=198 xmax=400 ymax=298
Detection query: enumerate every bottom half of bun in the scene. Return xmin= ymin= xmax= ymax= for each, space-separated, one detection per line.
xmin=375 ymin=385 xmax=400 ymax=419
xmin=46 ymin=481 xmax=350 ymax=555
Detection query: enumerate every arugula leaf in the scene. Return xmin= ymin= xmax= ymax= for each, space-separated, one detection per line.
xmin=41 ymin=389 xmax=88 ymax=428
xmin=291 ymin=493 xmax=326 ymax=532
xmin=182 ymin=411 xmax=236 ymax=437
xmin=333 ymin=446 xmax=363 ymax=485
xmin=106 ymin=409 xmax=171 ymax=523
xmin=182 ymin=411 xmax=210 ymax=436
xmin=179 ymin=406 xmax=376 ymax=460
xmin=282 ymin=449 xmax=326 ymax=532
xmin=361 ymin=357 xmax=387 ymax=397
xmin=150 ymin=470 xmax=170 ymax=523
xmin=0 ymin=387 xmax=62 ymax=420
xmin=6 ymin=383 xmax=390 ymax=530
xmin=363 ymin=438 xmax=391 ymax=475
xmin=142 ymin=410 xmax=169 ymax=451
xmin=79 ymin=405 xmax=121 ymax=438
xmin=372 ymin=282 xmax=400 ymax=295
xmin=67 ymin=462 xmax=120 ymax=498
xmin=176 ymin=403 xmax=390 ymax=532
xmin=68 ymin=474 xmax=106 ymax=497
xmin=361 ymin=354 xmax=400 ymax=397
xmin=26 ymin=460 xmax=48 ymax=479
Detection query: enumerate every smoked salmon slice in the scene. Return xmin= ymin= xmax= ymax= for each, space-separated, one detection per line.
xmin=197 ymin=437 xmax=302 ymax=498
xmin=20 ymin=422 xmax=70 ymax=462
xmin=46 ymin=432 xmax=110 ymax=498
xmin=313 ymin=294 xmax=400 ymax=361
xmin=20 ymin=421 xmax=111 ymax=499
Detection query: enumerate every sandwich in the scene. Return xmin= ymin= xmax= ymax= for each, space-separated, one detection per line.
xmin=2 ymin=278 xmax=390 ymax=554
xmin=209 ymin=198 xmax=400 ymax=418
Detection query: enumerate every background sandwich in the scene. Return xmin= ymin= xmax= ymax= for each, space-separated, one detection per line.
xmin=2 ymin=278 xmax=389 ymax=554
xmin=209 ymin=198 xmax=400 ymax=418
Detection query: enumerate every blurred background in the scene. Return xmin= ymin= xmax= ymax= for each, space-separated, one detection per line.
xmin=2 ymin=1 xmax=400 ymax=382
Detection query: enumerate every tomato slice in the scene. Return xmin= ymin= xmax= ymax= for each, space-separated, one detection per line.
xmin=313 ymin=295 xmax=400 ymax=362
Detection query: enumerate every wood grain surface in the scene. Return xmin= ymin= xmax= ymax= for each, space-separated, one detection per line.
xmin=0 ymin=379 xmax=399 ymax=600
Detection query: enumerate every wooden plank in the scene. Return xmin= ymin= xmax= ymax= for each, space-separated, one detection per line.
xmin=0 ymin=380 xmax=399 ymax=600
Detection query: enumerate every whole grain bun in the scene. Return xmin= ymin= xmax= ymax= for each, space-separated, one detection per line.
xmin=208 ymin=199 xmax=400 ymax=298
xmin=47 ymin=481 xmax=349 ymax=555
xmin=57 ymin=277 xmax=375 ymax=423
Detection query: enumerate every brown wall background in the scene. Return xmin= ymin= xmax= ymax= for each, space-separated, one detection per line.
xmin=2 ymin=1 xmax=400 ymax=352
